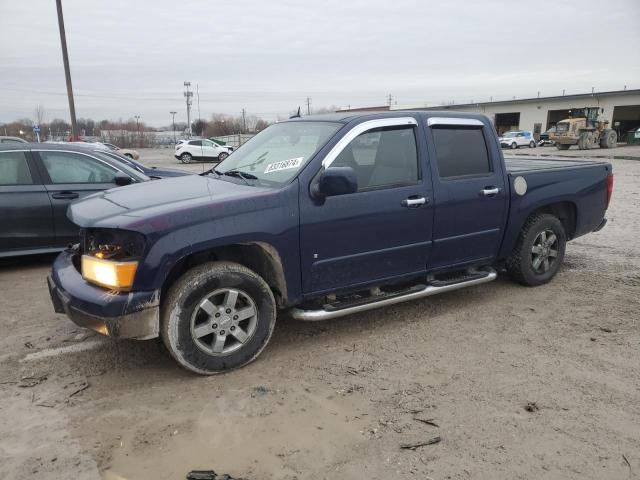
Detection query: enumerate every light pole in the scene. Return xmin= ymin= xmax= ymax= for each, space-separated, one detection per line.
xmin=134 ymin=115 xmax=141 ymax=147
xmin=170 ymin=111 xmax=177 ymax=144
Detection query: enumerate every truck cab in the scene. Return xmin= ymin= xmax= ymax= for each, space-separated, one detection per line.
xmin=48 ymin=112 xmax=613 ymax=374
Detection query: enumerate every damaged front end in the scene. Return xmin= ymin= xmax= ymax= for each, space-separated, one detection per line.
xmin=47 ymin=229 xmax=160 ymax=340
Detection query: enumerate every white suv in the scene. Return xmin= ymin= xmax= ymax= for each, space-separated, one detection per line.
xmin=498 ymin=131 xmax=537 ymax=149
xmin=175 ymin=139 xmax=232 ymax=163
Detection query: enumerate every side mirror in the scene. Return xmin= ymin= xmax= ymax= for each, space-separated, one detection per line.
xmin=312 ymin=167 xmax=358 ymax=199
xmin=114 ymin=172 xmax=133 ymax=186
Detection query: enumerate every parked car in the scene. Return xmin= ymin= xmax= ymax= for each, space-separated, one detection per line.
xmin=102 ymin=142 xmax=140 ymax=160
xmin=0 ymin=136 xmax=28 ymax=144
xmin=175 ymin=139 xmax=232 ymax=163
xmin=0 ymin=143 xmax=148 ymax=258
xmin=48 ymin=112 xmax=612 ymax=374
xmin=499 ymin=130 xmax=537 ymax=149
xmin=538 ymin=126 xmax=557 ymax=146
xmin=96 ymin=150 xmax=192 ymax=179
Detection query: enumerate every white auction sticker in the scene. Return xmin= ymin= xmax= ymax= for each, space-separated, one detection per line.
xmin=264 ymin=157 xmax=304 ymax=174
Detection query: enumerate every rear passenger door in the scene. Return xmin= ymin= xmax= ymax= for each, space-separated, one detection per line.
xmin=0 ymin=150 xmax=55 ymax=253
xmin=425 ymin=117 xmax=508 ymax=269
xmin=33 ymin=150 xmax=121 ymax=246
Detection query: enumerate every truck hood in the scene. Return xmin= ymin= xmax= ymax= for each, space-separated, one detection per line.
xmin=68 ymin=174 xmax=271 ymax=230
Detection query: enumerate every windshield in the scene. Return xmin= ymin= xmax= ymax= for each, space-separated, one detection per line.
xmin=502 ymin=132 xmax=517 ymax=138
xmin=556 ymin=122 xmax=569 ymax=133
xmin=215 ymin=121 xmax=341 ymax=187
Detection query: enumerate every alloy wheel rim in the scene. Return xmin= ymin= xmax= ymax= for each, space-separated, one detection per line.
xmin=531 ymin=229 xmax=559 ymax=274
xmin=190 ymin=288 xmax=258 ymax=356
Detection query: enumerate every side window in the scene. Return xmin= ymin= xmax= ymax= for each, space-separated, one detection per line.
xmin=39 ymin=151 xmax=117 ymax=184
xmin=431 ymin=127 xmax=491 ymax=179
xmin=0 ymin=151 xmax=34 ymax=185
xmin=331 ymin=126 xmax=418 ymax=191
xmin=189 ymin=140 xmax=202 ymax=146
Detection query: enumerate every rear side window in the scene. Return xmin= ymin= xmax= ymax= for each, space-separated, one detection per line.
xmin=189 ymin=140 xmax=202 ymax=146
xmin=0 ymin=151 xmax=34 ymax=185
xmin=431 ymin=127 xmax=491 ymax=178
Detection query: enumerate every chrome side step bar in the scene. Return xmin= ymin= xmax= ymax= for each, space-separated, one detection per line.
xmin=289 ymin=268 xmax=497 ymax=321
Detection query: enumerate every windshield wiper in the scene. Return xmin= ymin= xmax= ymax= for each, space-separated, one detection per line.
xmin=222 ymin=169 xmax=258 ymax=183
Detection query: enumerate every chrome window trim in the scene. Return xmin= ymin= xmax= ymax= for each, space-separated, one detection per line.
xmin=427 ymin=117 xmax=484 ymax=127
xmin=30 ymin=148 xmax=136 ymax=180
xmin=322 ymin=117 xmax=418 ymax=168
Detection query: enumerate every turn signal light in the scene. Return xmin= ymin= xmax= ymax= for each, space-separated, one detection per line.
xmin=81 ymin=255 xmax=138 ymax=290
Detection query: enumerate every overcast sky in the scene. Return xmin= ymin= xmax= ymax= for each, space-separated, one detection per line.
xmin=1 ymin=0 xmax=639 ymax=126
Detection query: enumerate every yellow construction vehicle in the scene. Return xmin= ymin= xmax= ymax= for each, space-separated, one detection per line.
xmin=550 ymin=107 xmax=617 ymax=150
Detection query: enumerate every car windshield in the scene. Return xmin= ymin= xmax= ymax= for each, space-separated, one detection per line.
xmin=503 ymin=132 xmax=517 ymax=138
xmin=215 ymin=121 xmax=341 ymax=187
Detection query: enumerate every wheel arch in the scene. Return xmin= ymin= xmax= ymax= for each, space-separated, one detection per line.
xmin=160 ymin=241 xmax=288 ymax=308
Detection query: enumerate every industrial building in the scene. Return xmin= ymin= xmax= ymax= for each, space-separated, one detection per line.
xmin=338 ymin=89 xmax=640 ymax=142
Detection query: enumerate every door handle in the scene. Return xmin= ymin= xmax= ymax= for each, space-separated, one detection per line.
xmin=401 ymin=197 xmax=427 ymax=208
xmin=51 ymin=192 xmax=79 ymax=200
xmin=480 ymin=187 xmax=500 ymax=197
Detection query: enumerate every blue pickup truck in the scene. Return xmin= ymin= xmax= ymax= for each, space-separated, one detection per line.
xmin=48 ymin=112 xmax=613 ymax=374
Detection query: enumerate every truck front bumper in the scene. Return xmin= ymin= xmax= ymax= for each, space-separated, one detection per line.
xmin=48 ymin=249 xmax=160 ymax=340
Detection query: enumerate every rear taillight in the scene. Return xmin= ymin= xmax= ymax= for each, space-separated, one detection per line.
xmin=606 ymin=173 xmax=613 ymax=208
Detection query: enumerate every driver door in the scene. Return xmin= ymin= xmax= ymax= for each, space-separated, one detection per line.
xmin=34 ymin=150 xmax=122 ymax=246
xmin=202 ymin=140 xmax=221 ymax=161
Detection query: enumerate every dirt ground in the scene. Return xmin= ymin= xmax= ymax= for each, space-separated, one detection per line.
xmin=0 ymin=148 xmax=639 ymax=480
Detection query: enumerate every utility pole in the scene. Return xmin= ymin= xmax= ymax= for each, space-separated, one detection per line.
xmin=242 ymin=108 xmax=247 ymax=133
xmin=306 ymin=97 xmax=312 ymax=115
xmin=387 ymin=94 xmax=394 ymax=107
xmin=55 ymin=0 xmax=78 ymax=140
xmin=170 ymin=111 xmax=177 ymax=143
xmin=196 ymin=83 xmax=201 ymax=123
xmin=184 ymin=81 xmax=193 ymax=136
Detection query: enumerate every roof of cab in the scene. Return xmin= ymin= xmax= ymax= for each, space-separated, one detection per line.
xmin=288 ymin=110 xmax=492 ymax=125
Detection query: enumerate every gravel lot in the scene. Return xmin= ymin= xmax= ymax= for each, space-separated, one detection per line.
xmin=0 ymin=145 xmax=639 ymax=479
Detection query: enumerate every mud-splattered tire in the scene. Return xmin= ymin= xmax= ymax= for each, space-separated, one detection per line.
xmin=556 ymin=144 xmax=570 ymax=150
xmin=161 ymin=261 xmax=276 ymax=375
xmin=506 ymin=213 xmax=566 ymax=287
xmin=599 ymin=129 xmax=617 ymax=149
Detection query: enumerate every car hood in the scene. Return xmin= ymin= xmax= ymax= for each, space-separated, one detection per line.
xmin=68 ymin=174 xmax=273 ymax=232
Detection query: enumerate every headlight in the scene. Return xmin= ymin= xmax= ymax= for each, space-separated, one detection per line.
xmin=81 ymin=255 xmax=138 ymax=290
xmin=80 ymin=229 xmax=145 ymax=290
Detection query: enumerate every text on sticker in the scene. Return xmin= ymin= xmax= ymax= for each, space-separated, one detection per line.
xmin=264 ymin=157 xmax=304 ymax=173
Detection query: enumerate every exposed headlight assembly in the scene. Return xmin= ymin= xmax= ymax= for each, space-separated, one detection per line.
xmin=80 ymin=229 xmax=145 ymax=291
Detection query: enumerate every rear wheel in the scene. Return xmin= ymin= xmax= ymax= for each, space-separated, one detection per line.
xmin=506 ymin=213 xmax=566 ymax=286
xmin=529 ymin=140 xmax=536 ymax=148
xmin=161 ymin=261 xmax=276 ymax=375
xmin=578 ymin=132 xmax=594 ymax=150
xmin=218 ymin=152 xmax=229 ymax=162
xmin=599 ymin=129 xmax=617 ymax=149
xmin=180 ymin=152 xmax=192 ymax=164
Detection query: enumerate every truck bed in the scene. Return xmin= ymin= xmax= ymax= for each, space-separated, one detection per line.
xmin=504 ymin=155 xmax=608 ymax=174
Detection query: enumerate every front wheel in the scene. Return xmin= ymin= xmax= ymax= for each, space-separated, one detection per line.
xmin=218 ymin=152 xmax=229 ymax=162
xmin=506 ymin=213 xmax=566 ymax=287
xmin=161 ymin=261 xmax=276 ymax=374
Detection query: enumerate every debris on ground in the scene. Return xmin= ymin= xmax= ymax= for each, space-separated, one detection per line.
xmin=24 ymin=342 xmax=34 ymax=349
xmin=599 ymin=327 xmax=613 ymax=333
xmin=251 ymin=385 xmax=270 ymax=397
xmin=413 ymin=417 xmax=439 ymax=427
xmin=66 ymin=379 xmax=90 ymax=398
xmin=400 ymin=436 xmax=442 ymax=450
xmin=18 ymin=374 xmax=48 ymax=388
xmin=524 ymin=402 xmax=539 ymax=412
xmin=186 ymin=470 xmax=245 ymax=480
